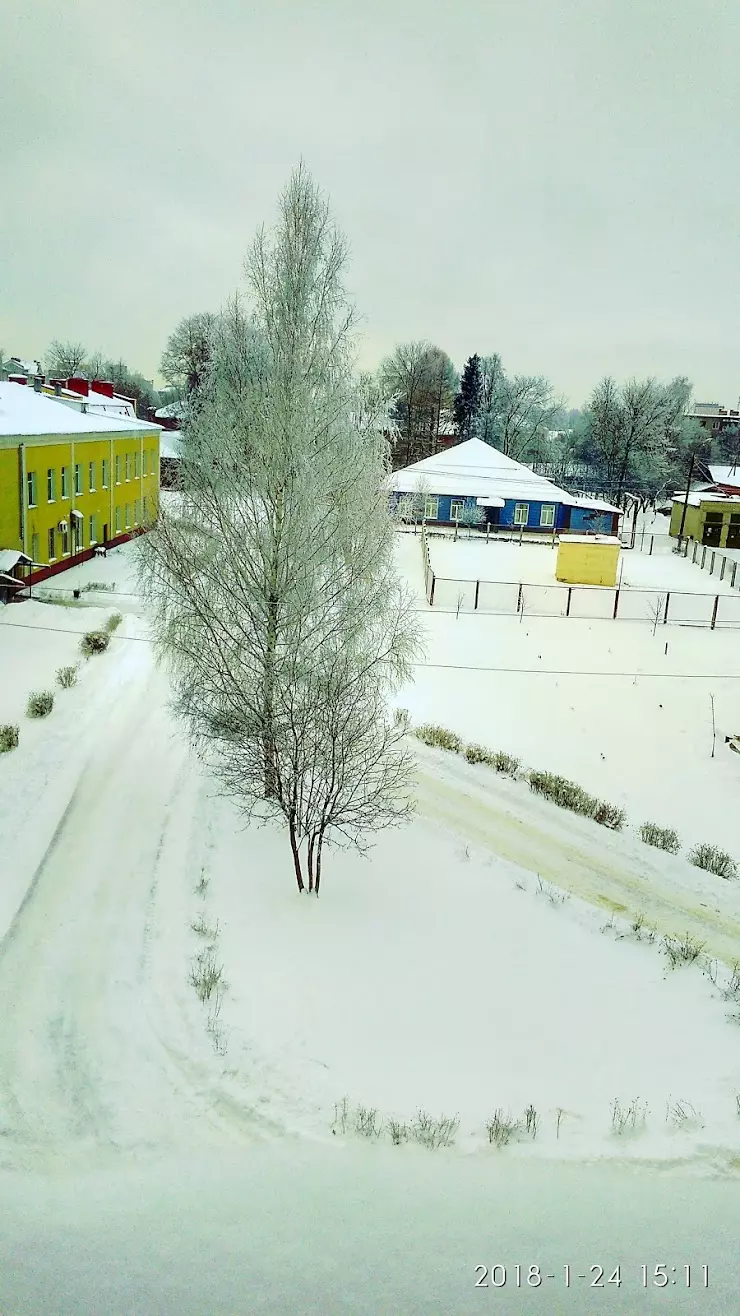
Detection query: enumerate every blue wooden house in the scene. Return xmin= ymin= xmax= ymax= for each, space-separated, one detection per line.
xmin=387 ymin=438 xmax=621 ymax=536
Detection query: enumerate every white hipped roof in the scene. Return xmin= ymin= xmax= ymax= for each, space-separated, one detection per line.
xmin=0 ymin=382 xmax=160 ymax=437
xmin=387 ymin=438 xmax=620 ymax=513
xmin=708 ymin=465 xmax=740 ymax=487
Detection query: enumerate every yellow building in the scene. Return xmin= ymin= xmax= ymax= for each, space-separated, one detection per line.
xmin=669 ymin=494 xmax=740 ymax=549
xmin=0 ymin=381 xmax=160 ymax=576
xmin=556 ymin=534 xmax=621 ymax=587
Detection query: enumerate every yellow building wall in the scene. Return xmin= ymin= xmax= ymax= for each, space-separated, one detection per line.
xmin=556 ymin=539 xmax=620 ymax=587
xmin=669 ymin=500 xmax=736 ymax=548
xmin=1 ymin=430 xmax=160 ymax=567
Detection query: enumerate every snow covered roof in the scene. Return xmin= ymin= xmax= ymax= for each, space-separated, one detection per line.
xmin=160 ymin=430 xmax=182 ymax=459
xmin=155 ymin=402 xmax=186 ymax=420
xmin=387 ymin=438 xmax=620 ymax=512
xmin=708 ymin=465 xmax=740 ymax=487
xmin=671 ymin=491 xmax=740 ymax=508
xmin=560 ymin=534 xmax=621 ymax=546
xmin=0 ymin=550 xmax=32 ymax=571
xmin=0 ymin=382 xmax=160 ymax=437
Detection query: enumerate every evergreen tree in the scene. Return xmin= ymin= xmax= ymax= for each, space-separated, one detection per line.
xmin=453 ymin=354 xmax=482 ymax=438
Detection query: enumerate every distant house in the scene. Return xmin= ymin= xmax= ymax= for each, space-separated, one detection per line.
xmin=689 ymin=403 xmax=740 ymax=437
xmin=669 ymin=491 xmax=740 ymax=549
xmin=387 ymin=438 xmax=621 ymax=535
xmin=160 ymin=430 xmax=182 ymax=488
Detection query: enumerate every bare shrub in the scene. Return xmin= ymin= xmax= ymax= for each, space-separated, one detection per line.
xmin=662 ymin=932 xmax=705 ymax=969
xmin=665 ymin=1099 xmax=703 ymax=1131
xmin=485 ymin=1109 xmax=520 ymax=1148
xmin=191 ymin=913 xmax=220 ymax=939
xmin=464 ymin=743 xmax=490 ymax=764
xmin=393 ymin=707 xmax=410 ymax=731
xmin=688 ymin=843 xmax=737 ymax=880
xmin=414 ymin=724 xmax=462 ymax=753
xmin=195 ymin=869 xmax=209 ymax=897
xmin=56 ymin=664 xmax=78 ymax=689
xmin=331 ymin=1096 xmax=350 ymax=1135
xmin=536 ymin=875 xmax=569 ymax=906
xmin=611 ymin=1098 xmax=648 ymax=1135
xmin=640 ymin=822 xmax=680 ymax=854
xmin=0 ymin=724 xmax=19 ymax=753
xmin=26 ymin=690 xmax=54 ymax=718
xmin=492 ymin=750 xmax=520 ymax=776
xmin=80 ymin=630 xmax=110 ymax=657
xmin=524 ymin=1104 xmax=538 ymax=1138
xmin=410 ymin=1109 xmax=460 ymax=1149
xmin=355 ymin=1105 xmax=381 ymax=1139
xmin=593 ymin=801 xmax=626 ymax=830
xmin=387 ymin=1118 xmax=410 ymax=1145
xmin=105 ymin=611 xmax=123 ymax=633
xmin=84 ymin=581 xmax=116 ymax=592
xmin=188 ymin=946 xmax=227 ymax=1002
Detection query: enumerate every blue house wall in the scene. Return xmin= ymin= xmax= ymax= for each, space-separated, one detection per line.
xmin=391 ymin=491 xmax=617 ymax=534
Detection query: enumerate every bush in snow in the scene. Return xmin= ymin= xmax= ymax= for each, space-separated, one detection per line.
xmin=492 ymin=750 xmax=520 ymax=776
xmin=105 ymin=611 xmax=123 ymax=633
xmin=662 ymin=932 xmax=705 ymax=969
xmin=331 ymin=1096 xmax=350 ymax=1135
xmin=55 ymin=664 xmax=78 ymax=689
xmin=188 ymin=945 xmax=227 ymax=1002
xmin=387 ymin=1118 xmax=410 ymax=1145
xmin=26 ymin=690 xmax=54 ymax=718
xmin=80 ymin=630 xmax=110 ymax=657
xmin=688 ymin=843 xmax=737 ymax=880
xmin=410 ymin=1109 xmax=460 ymax=1149
xmin=485 ymin=1109 xmax=521 ymax=1148
xmin=355 ymin=1105 xmax=382 ymax=1139
xmin=464 ymin=742 xmax=490 ymax=764
xmin=415 ymin=723 xmax=462 ymax=753
xmin=611 ymin=1098 xmax=648 ymax=1135
xmin=640 ymin=822 xmax=680 ymax=854
xmin=593 ymin=800 xmax=626 ymax=830
xmin=84 ymin=580 xmax=115 ymax=592
xmin=528 ymin=771 xmax=598 ymax=818
xmin=0 ymin=724 xmax=19 ymax=753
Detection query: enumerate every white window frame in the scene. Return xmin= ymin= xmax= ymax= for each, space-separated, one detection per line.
xmin=47 ymin=527 xmax=56 ymax=561
xmin=424 ymin=496 xmax=439 ymax=521
xmin=89 ymin=460 xmax=96 ymax=491
xmin=26 ymin=470 xmax=37 ymax=507
xmin=31 ymin=532 xmax=39 ymax=564
xmin=115 ymin=454 xmax=121 ymax=484
xmin=47 ymin=467 xmax=55 ymax=502
xmin=133 ymin=499 xmax=140 ymax=526
xmin=540 ymin=504 xmax=555 ymax=528
xmin=134 ymin=451 xmax=140 ymax=479
xmin=61 ymin=466 xmax=69 ymax=499
xmin=125 ymin=453 xmax=131 ymax=482
xmin=102 ymin=458 xmax=109 ymax=489
xmin=513 ymin=502 xmax=529 ymax=526
xmin=142 ymin=450 xmax=148 ymax=477
xmin=74 ymin=463 xmax=82 ymax=495
xmin=450 ymin=499 xmax=465 ymax=522
xmin=115 ymin=506 xmax=121 ymax=533
xmin=125 ymin=503 xmax=131 ymax=528
xmin=89 ymin=513 xmax=97 ymax=545
xmin=61 ymin=525 xmax=70 ymax=557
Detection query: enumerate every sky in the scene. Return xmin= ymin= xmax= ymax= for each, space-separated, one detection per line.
xmin=1 ymin=0 xmax=738 ymax=407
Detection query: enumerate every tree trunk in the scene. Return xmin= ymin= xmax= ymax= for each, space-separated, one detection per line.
xmin=314 ymin=832 xmax=324 ymax=897
xmin=288 ymin=815 xmax=305 ymax=893
xmin=263 ymin=589 xmax=279 ymax=798
xmin=307 ymin=833 xmax=316 ymax=894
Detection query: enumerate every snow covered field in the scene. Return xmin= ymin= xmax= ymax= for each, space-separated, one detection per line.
xmin=2 ymin=537 xmax=740 ymax=1310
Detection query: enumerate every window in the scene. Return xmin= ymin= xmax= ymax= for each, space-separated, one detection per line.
xmin=513 ymin=502 xmax=529 ymax=526
xmin=74 ymin=517 xmax=84 ymax=551
xmin=89 ymin=460 xmax=96 ymax=490
xmin=61 ymin=525 xmax=70 ymax=556
xmin=61 ymin=466 xmax=69 ymax=498
xmin=142 ymin=450 xmax=148 ymax=477
xmin=143 ymin=495 xmax=148 ymax=520
xmin=424 ymin=496 xmax=439 ymax=521
xmin=398 ymin=495 xmax=413 ymax=519
xmin=47 ymin=468 xmax=56 ymax=502
xmin=115 ymin=506 xmax=121 ymax=534
xmin=125 ymin=503 xmax=131 ymax=528
xmin=450 ymin=499 xmax=464 ymax=521
xmin=134 ymin=451 xmax=140 ymax=478
xmin=26 ymin=470 xmax=37 ymax=507
xmin=125 ymin=453 xmax=131 ymax=481
xmin=115 ymin=455 xmax=121 ymax=484
xmin=31 ymin=532 xmax=39 ymax=564
xmin=540 ymin=504 xmax=555 ymax=528
xmin=74 ymin=463 xmax=82 ymax=495
xmin=47 ymin=527 xmax=56 ymax=561
xmin=134 ymin=499 xmax=140 ymax=525
xmin=89 ymin=514 xmax=97 ymax=545
xmin=102 ymin=458 xmax=109 ymax=489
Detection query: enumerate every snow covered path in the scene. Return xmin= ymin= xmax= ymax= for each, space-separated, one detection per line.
xmin=414 ymin=744 xmax=740 ymax=966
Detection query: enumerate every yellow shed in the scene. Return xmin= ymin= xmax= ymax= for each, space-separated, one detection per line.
xmin=556 ymin=534 xmax=621 ymax=587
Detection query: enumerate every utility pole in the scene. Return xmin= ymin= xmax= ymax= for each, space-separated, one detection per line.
xmin=677 ymin=450 xmax=696 ymax=542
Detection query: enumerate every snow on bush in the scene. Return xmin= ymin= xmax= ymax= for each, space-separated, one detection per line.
xmin=640 ymin=822 xmax=681 ymax=854
xmin=410 ymin=1109 xmax=460 ymax=1149
xmin=593 ymin=801 xmax=627 ymax=831
xmin=528 ymin=771 xmax=625 ymax=830
xmin=688 ymin=843 xmax=738 ymax=880
xmin=0 ymin=723 xmax=19 ymax=752
xmin=415 ymin=723 xmax=463 ymax=752
xmin=105 ymin=612 xmax=123 ymax=633
xmin=463 ymin=744 xmax=520 ymax=775
xmin=26 ymin=690 xmax=54 ymax=718
xmin=662 ymin=932 xmax=706 ymax=969
xmin=56 ymin=664 xmax=78 ymax=689
xmin=80 ymin=630 xmax=110 ymax=657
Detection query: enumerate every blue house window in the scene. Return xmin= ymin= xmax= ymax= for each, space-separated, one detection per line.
xmin=424 ymin=496 xmax=439 ymax=520
xmin=540 ymin=504 xmax=555 ymax=527
xmin=450 ymin=499 xmax=464 ymax=521
xmin=513 ymin=502 xmax=529 ymax=525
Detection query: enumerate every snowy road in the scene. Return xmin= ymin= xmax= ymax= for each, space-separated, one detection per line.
xmin=413 ymin=744 xmax=740 ymax=967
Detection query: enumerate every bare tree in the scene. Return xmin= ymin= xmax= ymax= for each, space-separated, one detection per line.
xmin=141 ymin=166 xmax=420 ymax=896
xmin=380 ymin=341 xmax=452 ymax=467
xmin=160 ymin=312 xmax=217 ymax=396
xmin=584 ymin=376 xmax=692 ymax=505
xmin=45 ymin=340 xmax=88 ymax=376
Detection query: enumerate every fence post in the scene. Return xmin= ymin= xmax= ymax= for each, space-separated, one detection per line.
xmin=720 ymin=556 xmax=726 ymax=581
xmin=692 ymin=540 xmax=698 ymax=563
xmin=517 ymin=583 xmax=523 ymax=612
xmin=650 ymin=535 xmax=654 ymax=555
xmin=613 ymin=588 xmax=619 ymax=619
xmin=684 ymin=538 xmax=689 ymax=557
xmin=429 ymin=574 xmax=435 ymax=606
xmin=702 ymin=545 xmax=707 ymax=568
xmin=474 ymin=579 xmax=480 ymax=611
xmin=711 ymin=594 xmax=719 ymax=630
xmin=732 ymin=563 xmax=737 ymax=589
xmin=710 ymin=551 xmax=716 ymax=575
xmin=486 ymin=521 xmax=490 ymax=543
xmin=663 ymin=593 xmax=670 ymax=624
xmin=566 ymin=586 xmax=572 ymax=617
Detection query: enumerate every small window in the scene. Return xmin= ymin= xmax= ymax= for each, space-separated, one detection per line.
xmin=75 ymin=517 xmax=84 ymax=550
xmin=142 ymin=450 xmax=148 ymax=477
xmin=133 ymin=499 xmax=140 ymax=526
xmin=513 ymin=502 xmax=529 ymax=526
xmin=125 ymin=453 xmax=131 ymax=481
xmin=115 ymin=506 xmax=121 ymax=533
xmin=115 ymin=455 xmax=121 ymax=484
xmin=47 ymin=468 xmax=56 ymax=502
xmin=125 ymin=503 xmax=131 ymax=528
xmin=61 ymin=525 xmax=70 ymax=556
xmin=540 ymin=504 xmax=555 ymax=528
xmin=61 ymin=466 xmax=69 ymax=498
xmin=89 ymin=460 xmax=96 ymax=491
xmin=31 ymin=532 xmax=39 ymax=564
xmin=26 ymin=470 xmax=37 ymax=507
xmin=48 ymin=527 xmax=56 ymax=561
xmin=89 ymin=514 xmax=97 ymax=544
xmin=134 ymin=451 xmax=140 ymax=478
xmin=74 ymin=463 xmax=82 ymax=495
xmin=450 ymin=499 xmax=464 ymax=521
xmin=424 ymin=496 xmax=439 ymax=521
xmin=102 ymin=458 xmax=109 ymax=489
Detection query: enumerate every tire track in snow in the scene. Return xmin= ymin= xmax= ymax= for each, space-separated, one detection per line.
xmin=413 ymin=755 xmax=740 ymax=967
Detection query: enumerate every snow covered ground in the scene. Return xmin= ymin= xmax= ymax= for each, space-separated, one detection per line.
xmin=2 ymin=536 xmax=740 ymax=1311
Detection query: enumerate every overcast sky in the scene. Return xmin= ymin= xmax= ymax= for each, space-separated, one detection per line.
xmin=2 ymin=0 xmax=738 ymax=406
